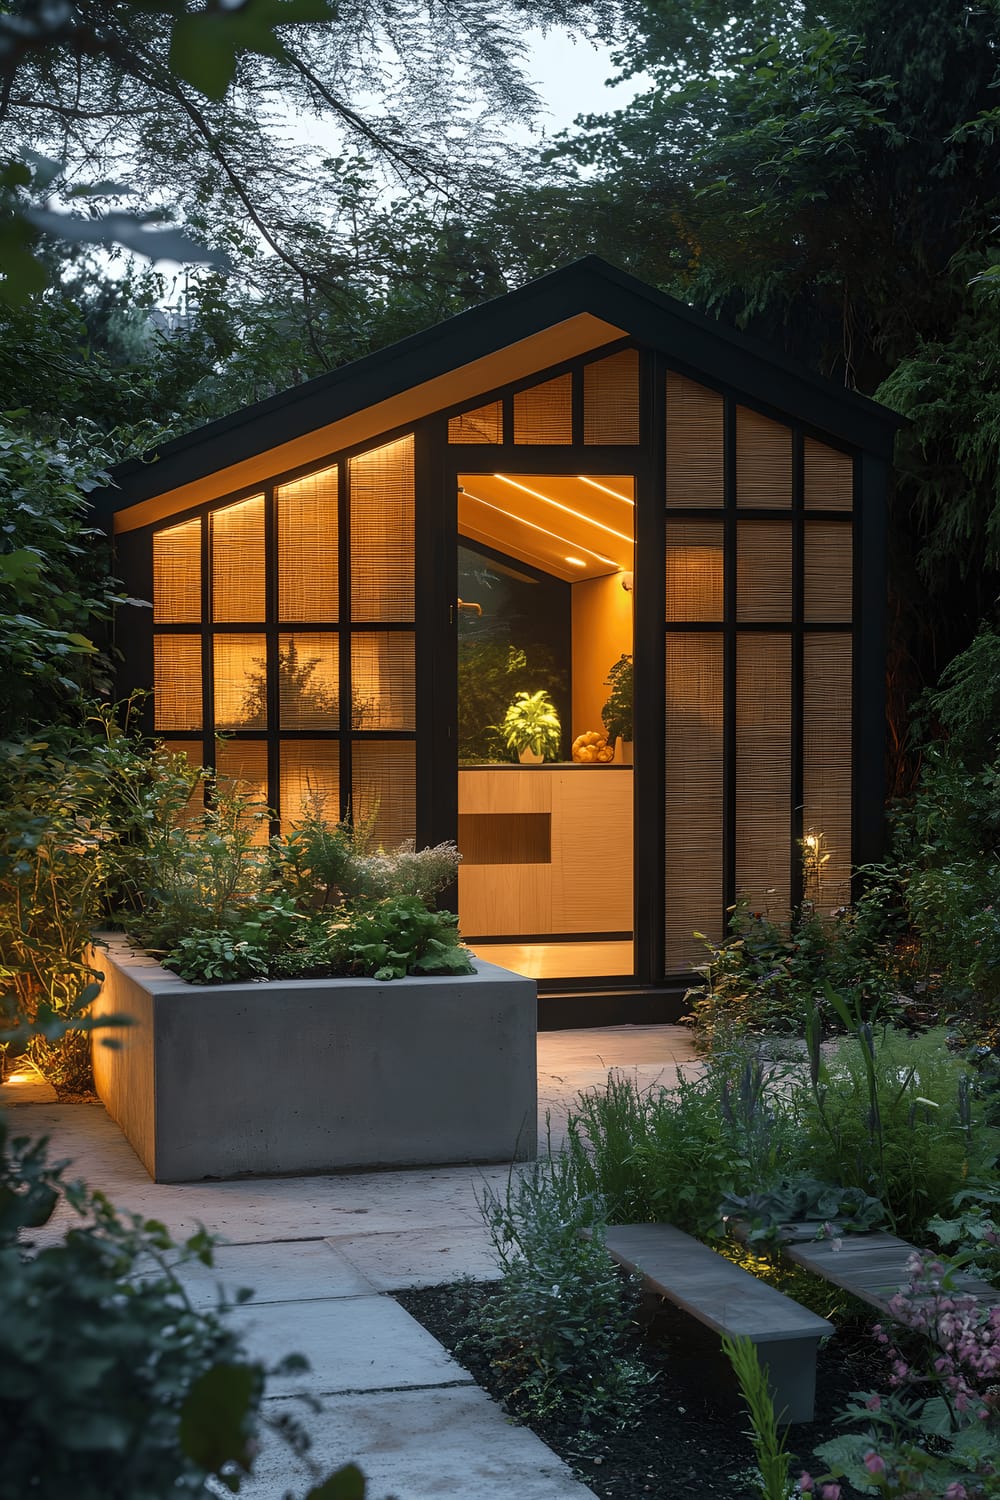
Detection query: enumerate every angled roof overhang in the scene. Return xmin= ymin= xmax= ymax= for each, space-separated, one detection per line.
xmin=101 ymin=257 xmax=902 ymax=535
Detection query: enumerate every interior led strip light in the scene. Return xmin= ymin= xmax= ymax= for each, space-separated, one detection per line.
xmin=492 ymin=474 xmax=634 ymax=545
xmin=460 ymin=490 xmax=620 ymax=568
xmin=577 ymin=476 xmax=635 ymax=506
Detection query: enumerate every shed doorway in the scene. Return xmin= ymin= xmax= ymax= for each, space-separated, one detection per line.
xmin=455 ymin=472 xmax=635 ymax=984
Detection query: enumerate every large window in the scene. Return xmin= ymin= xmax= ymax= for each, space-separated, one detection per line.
xmin=151 ymin=438 xmax=417 ymax=845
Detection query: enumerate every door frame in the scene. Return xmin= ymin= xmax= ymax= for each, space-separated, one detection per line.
xmin=419 ymin=405 xmax=664 ymax=990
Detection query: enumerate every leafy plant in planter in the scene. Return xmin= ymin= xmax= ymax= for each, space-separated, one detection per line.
xmin=499 ymin=689 xmax=561 ymax=762
xmin=601 ymin=653 xmax=633 ymax=746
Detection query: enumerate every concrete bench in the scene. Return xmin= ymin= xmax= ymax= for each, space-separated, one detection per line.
xmin=776 ymin=1229 xmax=1000 ymax=1317
xmin=602 ymin=1222 xmax=832 ymax=1423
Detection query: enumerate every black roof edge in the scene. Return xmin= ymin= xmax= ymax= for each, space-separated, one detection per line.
xmin=101 ymin=256 xmax=901 ymax=520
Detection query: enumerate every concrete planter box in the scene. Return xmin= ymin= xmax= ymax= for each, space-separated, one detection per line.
xmin=91 ymin=937 xmax=537 ymax=1183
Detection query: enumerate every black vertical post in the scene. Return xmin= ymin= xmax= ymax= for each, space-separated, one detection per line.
xmin=791 ymin=430 xmax=804 ymax=910
xmin=201 ymin=513 xmax=214 ymax=769
xmin=414 ymin=421 xmax=455 ymax=851
xmin=636 ymin=350 xmax=666 ymax=985
xmin=115 ymin=526 xmax=156 ymax=737
xmin=854 ymin=453 xmax=888 ymax=875
xmin=264 ymin=485 xmax=280 ymax=831
xmin=722 ymin=399 xmax=738 ymax=924
xmin=338 ymin=457 xmax=352 ymax=823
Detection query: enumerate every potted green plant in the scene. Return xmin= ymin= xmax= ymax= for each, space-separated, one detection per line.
xmin=601 ymin=653 xmax=633 ymax=763
xmin=500 ymin=690 xmax=562 ymax=764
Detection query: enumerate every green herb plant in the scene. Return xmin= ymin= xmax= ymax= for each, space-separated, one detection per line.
xmin=498 ymin=689 xmax=561 ymax=760
xmin=473 ymin=1158 xmax=654 ymax=1431
xmin=600 ymin=652 xmax=633 ymax=744
xmin=339 ymin=895 xmax=473 ymax=981
xmin=560 ymin=1070 xmax=749 ymax=1237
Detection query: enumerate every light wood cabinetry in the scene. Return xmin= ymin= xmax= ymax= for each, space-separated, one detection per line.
xmin=458 ymin=767 xmax=633 ymax=938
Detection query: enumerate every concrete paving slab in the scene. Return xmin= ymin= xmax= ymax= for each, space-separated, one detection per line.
xmin=228 ymin=1295 xmax=474 ymax=1397
xmin=537 ymin=1024 xmax=700 ymax=1071
xmin=244 ymin=1387 xmax=598 ymax=1499
xmin=328 ymin=1223 xmax=503 ymax=1290
xmin=25 ymin=1101 xmax=516 ymax=1247
xmin=167 ymin=1239 xmax=376 ymax=1308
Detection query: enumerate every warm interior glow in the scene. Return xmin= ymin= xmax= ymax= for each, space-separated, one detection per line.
xmin=494 ymin=474 xmax=634 ymax=545
xmin=577 ymin=476 xmax=635 ymax=505
xmin=458 ymin=473 xmax=635 ymax=581
xmin=461 ymin=488 xmax=619 ymax=568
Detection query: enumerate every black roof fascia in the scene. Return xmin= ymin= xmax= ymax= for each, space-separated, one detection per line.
xmin=101 ymin=257 xmax=900 ymax=521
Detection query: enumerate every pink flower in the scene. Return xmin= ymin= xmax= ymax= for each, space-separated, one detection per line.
xmin=863 ymin=1452 xmax=887 ymax=1476
xmin=865 ymin=1394 xmax=882 ymax=1412
xmin=820 ymin=1486 xmax=841 ymax=1499
xmin=944 ymin=1485 xmax=968 ymax=1500
xmin=798 ymin=1473 xmax=814 ymax=1495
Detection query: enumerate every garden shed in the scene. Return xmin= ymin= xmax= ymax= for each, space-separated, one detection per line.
xmin=99 ymin=257 xmax=899 ymax=1019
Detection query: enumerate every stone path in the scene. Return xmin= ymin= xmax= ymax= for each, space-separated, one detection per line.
xmin=5 ymin=1023 xmax=700 ymax=1499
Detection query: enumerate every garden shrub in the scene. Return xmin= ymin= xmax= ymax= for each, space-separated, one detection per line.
xmin=559 ymin=1060 xmax=799 ymax=1237
xmin=0 ymin=713 xmax=189 ymax=1091
xmin=165 ymin=894 xmax=474 ymax=985
xmin=798 ymin=1025 xmax=1000 ymax=1240
xmin=806 ymin=1253 xmax=1000 ymax=1499
xmin=123 ymin=784 xmax=470 ymax=985
xmin=687 ymin=900 xmax=904 ymax=1046
xmin=473 ymin=1159 xmax=654 ymax=1429
xmin=0 ymin=1110 xmax=364 ymax=1499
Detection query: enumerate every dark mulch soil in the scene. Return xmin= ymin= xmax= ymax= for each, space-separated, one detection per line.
xmin=395 ymin=1279 xmax=882 ymax=1499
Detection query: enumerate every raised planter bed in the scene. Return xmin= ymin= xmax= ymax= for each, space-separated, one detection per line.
xmin=90 ymin=936 xmax=538 ymax=1182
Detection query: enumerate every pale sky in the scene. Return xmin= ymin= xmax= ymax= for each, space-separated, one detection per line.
xmin=523 ymin=29 xmax=641 ymax=138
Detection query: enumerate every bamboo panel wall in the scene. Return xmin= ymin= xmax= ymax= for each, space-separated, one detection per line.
xmin=736 ymin=408 xmax=792 ymax=508
xmin=736 ymin=635 xmax=792 ymax=917
xmin=153 ymin=518 xmax=201 ymax=623
xmin=277 ymin=463 xmax=338 ymax=621
xmin=803 ymin=635 xmax=853 ymax=910
xmin=212 ymin=496 xmax=265 ymax=622
xmin=666 ymin=374 xmax=724 ymax=507
xmin=514 ymin=374 xmax=573 ymax=445
xmin=664 ymin=634 xmax=724 ymax=967
xmin=583 ymin=349 xmax=640 ymax=445
xmin=805 ymin=438 xmax=853 ymax=511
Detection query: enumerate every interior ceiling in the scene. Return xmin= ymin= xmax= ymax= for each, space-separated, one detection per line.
xmin=458 ymin=473 xmax=635 ymax=582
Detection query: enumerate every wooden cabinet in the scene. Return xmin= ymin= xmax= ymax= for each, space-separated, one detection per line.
xmin=457 ymin=767 xmax=633 ymax=939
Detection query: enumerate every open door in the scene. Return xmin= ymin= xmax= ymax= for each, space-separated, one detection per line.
xmin=453 ymin=471 xmax=635 ymax=985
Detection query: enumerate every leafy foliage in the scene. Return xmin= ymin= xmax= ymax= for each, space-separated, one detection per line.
xmin=0 ymin=711 xmax=194 ymax=1089
xmin=473 ymin=1159 xmax=654 ymax=1428
xmin=600 ymin=652 xmax=632 ymax=744
xmin=458 ymin=641 xmax=566 ymax=764
xmin=800 ymin=1005 xmax=1000 ymax=1241
xmin=686 ymin=899 xmax=904 ymax=1044
xmin=721 ymin=1334 xmax=792 ymax=1500
xmin=499 ymin=689 xmax=562 ymax=760
xmin=0 ymin=418 xmax=144 ymax=731
xmin=721 ymin=1176 xmax=886 ymax=1248
xmin=0 ymin=1111 xmax=365 ymax=1498
xmin=808 ymin=1254 xmax=1000 ymax=1499
xmin=557 ymin=1068 xmax=763 ymax=1236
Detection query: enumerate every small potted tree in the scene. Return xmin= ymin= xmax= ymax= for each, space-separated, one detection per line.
xmin=500 ymin=690 xmax=562 ymax=764
xmin=601 ymin=654 xmax=633 ymax=764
